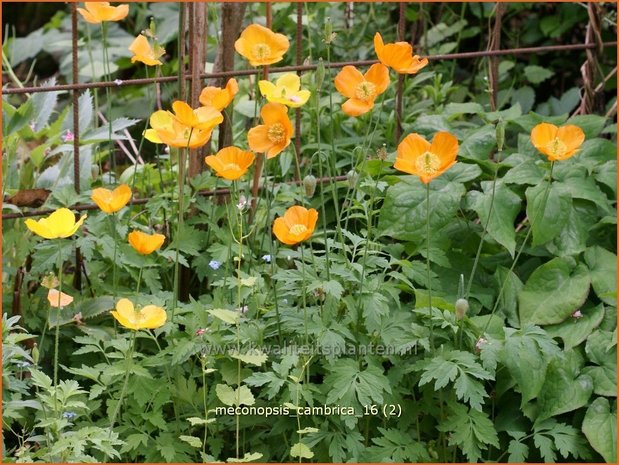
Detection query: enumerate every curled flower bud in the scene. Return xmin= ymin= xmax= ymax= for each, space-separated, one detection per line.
xmin=346 ymin=169 xmax=359 ymax=188
xmin=455 ymin=298 xmax=469 ymax=320
xmin=315 ymin=58 xmax=325 ymax=90
xmin=303 ymin=174 xmax=317 ymax=198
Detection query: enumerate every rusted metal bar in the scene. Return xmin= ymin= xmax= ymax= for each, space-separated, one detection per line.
xmin=188 ymin=2 xmax=208 ymax=178
xmin=395 ymin=1 xmax=405 ymax=143
xmin=4 ymin=42 xmax=614 ymax=96
xmin=71 ymin=2 xmax=82 ymax=291
xmin=3 ymin=175 xmax=349 ymax=220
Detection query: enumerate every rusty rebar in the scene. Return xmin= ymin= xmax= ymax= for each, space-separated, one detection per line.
xmin=4 ymin=42 xmax=614 ymax=96
xmin=3 ymin=175 xmax=349 ymax=220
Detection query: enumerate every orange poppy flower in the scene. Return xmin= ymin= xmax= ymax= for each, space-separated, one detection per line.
xmin=373 ymin=32 xmax=428 ymax=75
xmin=47 ymin=289 xmax=74 ymax=308
xmin=129 ymin=34 xmax=165 ymax=66
xmin=128 ymin=230 xmax=165 ymax=255
xmin=247 ymin=103 xmax=293 ymax=159
xmin=394 ymin=132 xmax=459 ymax=184
xmin=334 ymin=63 xmax=390 ymax=117
xmin=199 ymin=79 xmax=239 ymax=111
xmin=144 ymin=102 xmax=223 ymax=149
xmin=111 ymin=298 xmax=167 ymax=331
xmin=77 ymin=2 xmax=129 ymax=24
xmin=204 ymin=147 xmax=255 ymax=181
xmin=530 ymin=123 xmax=585 ymax=161
xmin=273 ymin=206 xmax=318 ymax=246
xmin=91 ymin=184 xmax=132 ymax=214
xmin=235 ymin=24 xmax=290 ymax=67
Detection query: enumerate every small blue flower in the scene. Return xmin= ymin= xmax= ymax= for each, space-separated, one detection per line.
xmin=62 ymin=412 xmax=77 ymax=420
xmin=209 ymin=260 xmax=221 ymax=270
xmin=262 ymin=254 xmax=271 ymax=263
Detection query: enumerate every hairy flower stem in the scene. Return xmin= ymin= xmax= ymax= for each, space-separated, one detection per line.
xmin=172 ymin=132 xmax=193 ymax=321
xmin=426 ymin=183 xmax=435 ymax=353
xmin=135 ymin=265 xmax=144 ymax=295
xmin=110 ymin=214 xmax=118 ymax=299
xmin=101 ymin=23 xmax=115 ymax=173
xmin=108 ymin=331 xmax=136 ymax=436
xmin=52 ymin=240 xmax=64 ymax=416
xmin=483 ymin=162 xmax=555 ymax=334
xmin=235 ymin=181 xmax=243 ymax=459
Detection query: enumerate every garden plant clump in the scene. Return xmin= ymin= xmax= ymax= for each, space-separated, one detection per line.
xmin=1 ymin=2 xmax=617 ymax=463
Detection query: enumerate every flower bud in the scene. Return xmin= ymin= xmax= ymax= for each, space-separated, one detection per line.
xmin=315 ymin=58 xmax=325 ymax=90
xmin=32 ymin=343 xmax=39 ymax=366
xmin=455 ymin=298 xmax=469 ymax=320
xmin=303 ymin=174 xmax=317 ymax=197
xmin=346 ymin=169 xmax=359 ymax=188
xmin=496 ymin=120 xmax=505 ymax=152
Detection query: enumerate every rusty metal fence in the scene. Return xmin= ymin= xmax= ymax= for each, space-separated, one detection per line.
xmin=2 ymin=2 xmax=615 ymax=290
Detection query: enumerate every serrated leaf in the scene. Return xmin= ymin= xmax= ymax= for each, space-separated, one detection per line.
xmin=229 ymin=349 xmax=267 ymax=367
xmin=215 ymin=384 xmax=255 ymax=407
xmin=179 ymin=435 xmax=202 ymax=448
xmin=227 ymin=452 xmax=263 ymax=463
xmin=208 ymin=308 xmax=240 ymax=325
xmin=290 ymin=443 xmax=314 ymax=459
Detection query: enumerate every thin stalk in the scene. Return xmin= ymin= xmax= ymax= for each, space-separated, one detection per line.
xmin=108 ymin=331 xmax=137 ymax=436
xmin=482 ymin=162 xmax=555 ymax=334
xmin=200 ymin=356 xmax=209 ymax=460
xmin=426 ymin=183 xmax=434 ymax=352
xmin=234 ymin=181 xmax=243 ymax=459
xmin=100 ymin=23 xmax=115 ymax=173
xmin=52 ymin=240 xmax=64 ymax=416
xmin=110 ymin=213 xmax=118 ymax=298
xmin=136 ymin=265 xmax=144 ymax=295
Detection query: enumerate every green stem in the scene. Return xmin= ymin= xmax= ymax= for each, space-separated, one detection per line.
xmin=53 ymin=240 xmax=64 ymax=416
xmin=426 ymin=183 xmax=434 ymax=353
xmin=111 ymin=213 xmax=118 ymax=298
xmin=235 ymin=181 xmax=243 ymax=459
xmin=108 ymin=331 xmax=137 ymax=435
xmin=200 ymin=356 xmax=209 ymax=460
xmin=101 ymin=22 xmax=115 ymax=173
xmin=482 ymin=162 xmax=555 ymax=334
xmin=136 ymin=265 xmax=144 ymax=295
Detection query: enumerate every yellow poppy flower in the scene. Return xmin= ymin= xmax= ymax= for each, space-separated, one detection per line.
xmin=144 ymin=102 xmax=223 ymax=149
xmin=128 ymin=230 xmax=165 ymax=255
xmin=47 ymin=289 xmax=74 ymax=308
xmin=235 ymin=24 xmax=290 ymax=67
xmin=77 ymin=2 xmax=129 ymax=24
xmin=273 ymin=206 xmax=318 ymax=246
xmin=111 ymin=298 xmax=167 ymax=331
xmin=204 ymin=147 xmax=255 ymax=181
xmin=334 ymin=63 xmax=390 ymax=117
xmin=530 ymin=123 xmax=585 ymax=161
xmin=373 ymin=32 xmax=428 ymax=75
xmin=247 ymin=103 xmax=294 ymax=159
xmin=129 ymin=34 xmax=165 ymax=66
xmin=394 ymin=132 xmax=459 ymax=184
xmin=199 ymin=79 xmax=239 ymax=111
xmin=91 ymin=184 xmax=132 ymax=214
xmin=258 ymin=73 xmax=311 ymax=108
xmin=25 ymin=208 xmax=87 ymax=239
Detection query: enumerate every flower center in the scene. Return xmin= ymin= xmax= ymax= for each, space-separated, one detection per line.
xmin=267 ymin=123 xmax=286 ymax=144
xmin=252 ymin=43 xmax=272 ymax=61
xmin=415 ymin=151 xmax=441 ymax=176
xmin=223 ymin=163 xmax=241 ymax=172
xmin=546 ymin=137 xmax=568 ymax=158
xmin=289 ymin=224 xmax=307 ymax=236
xmin=355 ymin=81 xmax=377 ymax=101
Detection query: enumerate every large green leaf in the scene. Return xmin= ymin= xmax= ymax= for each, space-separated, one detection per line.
xmin=378 ymin=177 xmax=465 ymax=243
xmin=519 ymin=258 xmax=591 ymax=325
xmin=545 ymin=304 xmax=605 ymax=350
xmin=536 ymin=360 xmax=593 ymax=422
xmin=582 ymin=397 xmax=617 ymax=463
xmin=525 ymin=181 xmax=572 ymax=247
xmin=584 ymin=246 xmax=617 ymax=306
xmin=467 ymin=181 xmax=521 ymax=256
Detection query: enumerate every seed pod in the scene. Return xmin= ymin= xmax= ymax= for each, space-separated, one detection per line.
xmin=303 ymin=174 xmax=317 ymax=198
xmin=32 ymin=343 xmax=39 ymax=366
xmin=455 ymin=298 xmax=469 ymax=320
xmin=346 ymin=169 xmax=359 ymax=187
xmin=376 ymin=144 xmax=388 ymax=161
xmin=315 ymin=58 xmax=325 ymax=90
xmin=496 ymin=119 xmax=505 ymax=152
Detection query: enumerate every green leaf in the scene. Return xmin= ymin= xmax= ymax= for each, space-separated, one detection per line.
xmin=567 ymin=114 xmax=607 ymax=139
xmin=179 ymin=435 xmax=202 ymax=448
xmin=467 ymin=181 xmax=521 ymax=256
xmin=501 ymin=325 xmax=561 ymax=404
xmin=444 ymin=102 xmax=484 ymax=117
xmin=215 ymin=384 xmax=255 ymax=407
xmin=229 ymin=349 xmax=267 ymax=367
xmin=227 ymin=452 xmax=263 ymax=463
xmin=459 ymin=125 xmax=496 ymax=160
xmin=537 ymin=360 xmax=593 ymax=423
xmin=438 ymin=402 xmax=499 ymax=462
xmin=208 ymin=308 xmax=240 ymax=325
xmin=325 ymin=359 xmax=391 ymax=408
xmin=533 ymin=419 xmax=590 ymax=461
xmin=525 ymin=181 xmax=572 ymax=246
xmin=519 ymin=258 xmax=591 ymax=325
xmin=378 ymin=177 xmax=465 ymax=243
xmin=582 ymin=397 xmax=617 ymax=463
xmin=545 ymin=304 xmax=605 ymax=350
xmin=503 ymin=159 xmax=544 ymax=186
xmin=290 ymin=443 xmax=314 ymax=459
xmin=508 ymin=436 xmax=529 ymax=462
xmin=524 ymin=65 xmax=554 ymax=84
xmin=494 ymin=266 xmax=523 ymax=327
xmin=364 ymin=427 xmax=430 ymax=462
xmin=585 ymin=246 xmax=617 ymax=306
